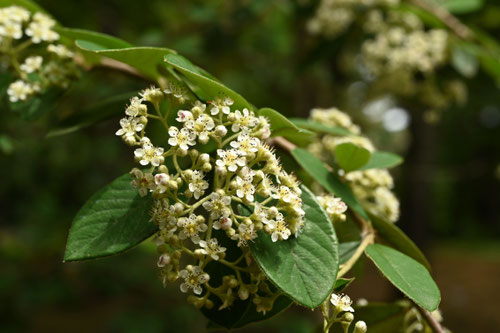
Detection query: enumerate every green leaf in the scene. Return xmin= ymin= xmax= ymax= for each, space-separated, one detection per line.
xmin=370 ymin=214 xmax=431 ymax=271
xmin=64 ymin=173 xmax=157 ymax=261
xmin=358 ymin=151 xmax=403 ymax=170
xmin=335 ymin=142 xmax=371 ymax=172
xmin=165 ymin=53 xmax=254 ymax=111
xmin=259 ymin=108 xmax=314 ymax=144
xmin=250 ymin=185 xmax=339 ymax=308
xmin=353 ymin=302 xmax=407 ymax=333
xmin=291 ymin=148 xmax=370 ymax=221
xmin=441 ymin=0 xmax=484 ymax=14
xmin=451 ymin=43 xmax=479 ymax=78
xmin=339 ymin=241 xmax=360 ymax=265
xmin=76 ymin=41 xmax=176 ymax=81
xmin=333 ymin=278 xmax=354 ymax=293
xmin=56 ymin=27 xmax=132 ymax=49
xmin=290 ymin=118 xmax=352 ymax=136
xmin=47 ymin=91 xmax=136 ymax=137
xmin=365 ymin=244 xmax=440 ymax=311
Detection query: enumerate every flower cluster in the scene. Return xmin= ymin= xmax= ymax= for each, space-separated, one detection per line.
xmin=308 ymin=108 xmax=400 ymax=222
xmin=307 ymin=0 xmax=466 ymax=113
xmin=307 ymin=0 xmax=399 ymax=38
xmin=322 ymin=292 xmax=367 ymax=333
xmin=0 ymin=5 xmax=78 ymax=103
xmin=117 ymin=84 xmax=305 ymax=311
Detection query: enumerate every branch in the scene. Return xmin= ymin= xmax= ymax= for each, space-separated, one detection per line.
xmin=409 ymin=0 xmax=473 ymax=40
xmin=270 ymin=136 xmax=296 ymax=151
xmin=414 ymin=301 xmax=447 ymax=333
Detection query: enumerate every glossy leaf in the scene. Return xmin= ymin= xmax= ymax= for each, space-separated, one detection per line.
xmin=291 ymin=118 xmax=352 ymax=136
xmin=335 ymin=142 xmax=371 ymax=172
xmin=64 ymin=173 xmax=157 ymax=261
xmin=165 ymin=53 xmax=254 ymax=111
xmin=56 ymin=27 xmax=132 ymax=49
xmin=259 ymin=108 xmax=314 ymax=144
xmin=370 ymin=214 xmax=431 ymax=271
xmin=76 ymin=41 xmax=176 ymax=81
xmin=365 ymin=244 xmax=440 ymax=311
xmin=291 ymin=148 xmax=370 ymax=220
xmin=359 ymin=151 xmax=403 ymax=170
xmin=333 ymin=278 xmax=354 ymax=293
xmin=250 ymin=185 xmax=339 ymax=308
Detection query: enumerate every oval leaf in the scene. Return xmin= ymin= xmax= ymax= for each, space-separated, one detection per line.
xmin=335 ymin=142 xmax=371 ymax=172
xmin=370 ymin=214 xmax=431 ymax=271
xmin=64 ymin=173 xmax=157 ymax=261
xmin=365 ymin=244 xmax=440 ymax=311
xmin=250 ymin=185 xmax=339 ymax=308
xmin=359 ymin=151 xmax=403 ymax=170
xmin=56 ymin=27 xmax=132 ymax=49
xmin=164 ymin=53 xmax=254 ymax=111
xmin=291 ymin=148 xmax=370 ymax=221
xmin=76 ymin=41 xmax=176 ymax=81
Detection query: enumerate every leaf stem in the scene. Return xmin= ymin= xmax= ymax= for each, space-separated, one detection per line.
xmin=413 ymin=301 xmax=446 ymax=333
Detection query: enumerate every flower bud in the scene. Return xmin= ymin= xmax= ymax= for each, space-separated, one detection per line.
xmin=215 ymin=125 xmax=227 ymax=137
xmin=158 ymin=165 xmax=169 ymax=173
xmin=189 ymin=149 xmax=199 ymax=159
xmin=202 ymin=162 xmax=212 ymax=172
xmin=157 ymin=253 xmax=171 ymax=267
xmin=205 ymin=299 xmax=214 ymax=309
xmin=194 ymin=249 xmax=205 ymax=259
xmin=199 ymin=153 xmax=210 ymax=164
xmin=354 ymin=321 xmax=367 ymax=333
xmin=238 ymin=286 xmax=249 ymax=300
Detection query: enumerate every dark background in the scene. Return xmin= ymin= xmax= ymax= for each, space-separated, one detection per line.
xmin=1 ymin=0 xmax=499 ymax=332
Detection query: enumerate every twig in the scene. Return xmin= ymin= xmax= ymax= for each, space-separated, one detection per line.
xmin=409 ymin=0 xmax=473 ymax=40
xmin=270 ymin=136 xmax=296 ymax=151
xmin=413 ymin=301 xmax=446 ymax=333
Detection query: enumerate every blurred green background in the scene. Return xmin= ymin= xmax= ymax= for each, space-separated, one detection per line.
xmin=1 ymin=0 xmax=500 ymax=332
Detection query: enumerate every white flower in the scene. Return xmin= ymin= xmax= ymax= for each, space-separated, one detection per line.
xmin=177 ymin=214 xmax=207 ymax=244
xmin=185 ymin=113 xmax=215 ymax=143
xmin=235 ymin=167 xmax=255 ymax=202
xmin=168 ymin=127 xmax=196 ymax=151
xmin=213 ymin=216 xmax=232 ymax=230
xmin=176 ymin=109 xmax=193 ymax=123
xmin=7 ymin=80 xmax=36 ymax=102
xmin=0 ymin=6 xmax=30 ymax=23
xmin=199 ymin=238 xmax=226 ymax=260
xmin=252 ymin=202 xmax=269 ymax=224
xmin=140 ymin=86 xmax=162 ymax=103
xmin=179 ymin=265 xmax=210 ymax=295
xmin=209 ymin=96 xmax=233 ymax=115
xmin=125 ymin=96 xmax=147 ymax=117
xmin=47 ymin=44 xmax=74 ymax=58
xmin=318 ymin=195 xmax=347 ymax=221
xmin=202 ymin=192 xmax=231 ymax=219
xmin=187 ymin=170 xmax=209 ymax=199
xmin=20 ymin=56 xmax=43 ymax=73
xmin=157 ymin=253 xmax=171 ymax=267
xmin=164 ymin=81 xmax=188 ymax=101
xmin=154 ymin=173 xmax=170 ymax=194
xmin=25 ymin=18 xmax=59 ymax=43
xmin=216 ymin=149 xmax=246 ymax=172
xmin=272 ymin=186 xmax=295 ymax=203
xmin=130 ymin=168 xmax=154 ymax=197
xmin=134 ymin=140 xmax=165 ymax=166
xmin=230 ymin=108 xmax=259 ymax=132
xmin=330 ymin=293 xmax=354 ymax=313
xmin=0 ymin=21 xmax=22 ymax=39
xmin=115 ymin=117 xmax=144 ymax=138
xmin=266 ymin=213 xmax=291 ymax=242
xmin=232 ymin=222 xmax=257 ymax=247
xmin=230 ymin=131 xmax=260 ymax=155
